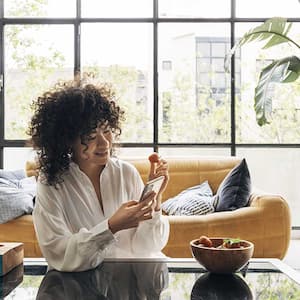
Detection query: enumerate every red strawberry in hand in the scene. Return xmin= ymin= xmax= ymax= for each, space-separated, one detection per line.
xmin=148 ymin=153 xmax=160 ymax=163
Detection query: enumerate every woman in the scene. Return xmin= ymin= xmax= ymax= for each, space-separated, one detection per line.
xmin=28 ymin=80 xmax=169 ymax=272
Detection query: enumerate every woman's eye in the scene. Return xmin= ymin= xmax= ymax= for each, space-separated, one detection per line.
xmin=87 ymin=135 xmax=96 ymax=141
xmin=102 ymin=127 xmax=112 ymax=134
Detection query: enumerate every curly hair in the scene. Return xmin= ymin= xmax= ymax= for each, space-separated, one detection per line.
xmin=27 ymin=79 xmax=125 ymax=186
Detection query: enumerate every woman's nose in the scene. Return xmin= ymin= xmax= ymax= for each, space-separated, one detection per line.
xmin=96 ymin=132 xmax=109 ymax=146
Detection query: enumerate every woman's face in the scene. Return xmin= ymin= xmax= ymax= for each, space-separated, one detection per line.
xmin=72 ymin=124 xmax=113 ymax=167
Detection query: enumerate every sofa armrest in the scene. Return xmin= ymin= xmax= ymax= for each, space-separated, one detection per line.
xmin=0 ymin=215 xmax=42 ymax=257
xmin=248 ymin=192 xmax=291 ymax=257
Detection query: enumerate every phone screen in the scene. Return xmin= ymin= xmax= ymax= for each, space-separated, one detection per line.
xmin=139 ymin=176 xmax=165 ymax=202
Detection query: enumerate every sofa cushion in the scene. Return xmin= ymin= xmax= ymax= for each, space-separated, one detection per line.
xmin=214 ymin=158 xmax=251 ymax=212
xmin=161 ymin=181 xmax=215 ymax=216
xmin=0 ymin=170 xmax=36 ymax=224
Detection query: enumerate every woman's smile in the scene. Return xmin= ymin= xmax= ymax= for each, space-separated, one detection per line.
xmin=94 ymin=150 xmax=109 ymax=157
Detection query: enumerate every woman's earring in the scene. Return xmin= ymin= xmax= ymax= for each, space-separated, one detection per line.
xmin=69 ymin=148 xmax=73 ymax=157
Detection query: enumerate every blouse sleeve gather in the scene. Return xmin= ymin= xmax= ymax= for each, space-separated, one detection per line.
xmin=33 ymin=186 xmax=116 ymax=272
xmin=131 ymin=209 xmax=170 ymax=255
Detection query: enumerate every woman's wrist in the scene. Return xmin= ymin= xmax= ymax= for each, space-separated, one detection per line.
xmin=154 ymin=195 xmax=162 ymax=211
xmin=108 ymin=218 xmax=117 ymax=234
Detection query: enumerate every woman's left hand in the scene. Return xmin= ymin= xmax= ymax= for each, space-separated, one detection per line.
xmin=148 ymin=153 xmax=169 ymax=211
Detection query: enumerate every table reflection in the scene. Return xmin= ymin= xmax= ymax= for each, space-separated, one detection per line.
xmin=0 ymin=263 xmax=23 ymax=298
xmin=191 ymin=272 xmax=253 ymax=300
xmin=36 ymin=260 xmax=168 ymax=300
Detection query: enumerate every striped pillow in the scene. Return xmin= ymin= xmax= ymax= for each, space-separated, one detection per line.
xmin=162 ymin=181 xmax=215 ymax=216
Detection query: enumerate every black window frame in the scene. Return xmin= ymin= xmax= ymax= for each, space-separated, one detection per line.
xmin=0 ymin=0 xmax=299 ymax=230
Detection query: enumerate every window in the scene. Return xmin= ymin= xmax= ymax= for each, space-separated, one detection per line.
xmin=80 ymin=22 xmax=153 ymax=143
xmin=158 ymin=23 xmax=231 ymax=143
xmin=4 ymin=24 xmax=74 ymax=140
xmin=195 ymin=37 xmax=240 ymax=107
xmin=0 ymin=0 xmax=299 ymax=228
xmin=162 ymin=60 xmax=172 ymax=71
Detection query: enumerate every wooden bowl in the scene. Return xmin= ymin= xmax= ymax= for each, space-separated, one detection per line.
xmin=190 ymin=237 xmax=254 ymax=274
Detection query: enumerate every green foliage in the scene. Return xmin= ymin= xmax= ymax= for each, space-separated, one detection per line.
xmin=236 ymin=71 xmax=300 ymax=143
xmin=5 ymin=0 xmax=47 ymax=17
xmin=21 ymin=275 xmax=44 ymax=288
xmin=223 ymin=238 xmax=241 ymax=245
xmin=160 ymin=273 xmax=197 ymax=299
xmin=5 ymin=1 xmax=70 ymax=139
xmin=225 ymin=17 xmax=300 ymax=126
xmin=5 ymin=3 xmax=300 ymax=145
xmin=160 ymin=71 xmax=230 ymax=143
xmin=254 ymin=56 xmax=300 ymax=126
xmin=249 ymin=273 xmax=300 ymax=299
xmin=83 ymin=65 xmax=152 ymax=143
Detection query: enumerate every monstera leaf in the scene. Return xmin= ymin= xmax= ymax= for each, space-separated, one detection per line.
xmin=224 ymin=17 xmax=300 ymax=126
xmin=254 ymin=56 xmax=300 ymax=126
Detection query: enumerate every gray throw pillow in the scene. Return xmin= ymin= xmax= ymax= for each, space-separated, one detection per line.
xmin=0 ymin=170 xmax=36 ymax=224
xmin=214 ymin=158 xmax=251 ymax=212
xmin=162 ymin=181 xmax=215 ymax=216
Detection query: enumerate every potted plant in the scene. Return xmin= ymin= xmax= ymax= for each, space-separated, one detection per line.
xmin=225 ymin=17 xmax=300 ymax=126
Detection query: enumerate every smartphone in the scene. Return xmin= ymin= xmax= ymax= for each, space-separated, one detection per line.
xmin=139 ymin=176 xmax=165 ymax=202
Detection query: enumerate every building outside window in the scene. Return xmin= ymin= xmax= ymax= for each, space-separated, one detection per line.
xmin=0 ymin=0 xmax=300 ymax=228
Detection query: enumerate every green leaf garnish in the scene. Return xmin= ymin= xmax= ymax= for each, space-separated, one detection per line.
xmin=223 ymin=238 xmax=242 ymax=245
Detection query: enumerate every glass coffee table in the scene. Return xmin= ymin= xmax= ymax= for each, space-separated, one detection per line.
xmin=1 ymin=258 xmax=300 ymax=299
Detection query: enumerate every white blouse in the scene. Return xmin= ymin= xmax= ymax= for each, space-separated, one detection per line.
xmin=33 ymin=158 xmax=170 ymax=272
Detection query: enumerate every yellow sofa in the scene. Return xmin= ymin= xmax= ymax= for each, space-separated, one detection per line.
xmin=0 ymin=156 xmax=291 ymax=259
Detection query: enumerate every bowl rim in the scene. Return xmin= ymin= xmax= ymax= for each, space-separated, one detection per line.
xmin=190 ymin=237 xmax=254 ymax=250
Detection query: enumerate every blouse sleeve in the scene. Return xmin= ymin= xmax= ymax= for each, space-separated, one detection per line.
xmin=127 ymin=165 xmax=170 ymax=255
xmin=132 ymin=211 xmax=170 ymax=255
xmin=33 ymin=183 xmax=116 ymax=272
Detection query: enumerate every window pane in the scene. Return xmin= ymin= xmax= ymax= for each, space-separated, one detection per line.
xmin=81 ymin=0 xmax=152 ymax=18
xmin=3 ymin=148 xmax=36 ymax=170
xmin=4 ymin=0 xmax=76 ymax=18
xmin=81 ymin=23 xmax=153 ymax=143
xmin=211 ymin=43 xmax=226 ymax=57
xmin=197 ymin=72 xmax=210 ymax=86
xmin=159 ymin=0 xmax=230 ymax=18
xmin=237 ymin=147 xmax=300 ymax=227
xmin=158 ymin=23 xmax=231 ymax=143
xmin=197 ymin=58 xmax=210 ymax=73
xmin=235 ymin=23 xmax=300 ymax=144
xmin=196 ymin=43 xmax=210 ymax=57
xmin=4 ymin=25 xmax=74 ymax=140
xmin=236 ymin=0 xmax=300 ymax=18
xmin=212 ymin=58 xmax=225 ymax=72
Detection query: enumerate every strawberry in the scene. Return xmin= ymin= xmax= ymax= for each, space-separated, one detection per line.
xmin=198 ymin=236 xmax=213 ymax=247
xmin=148 ymin=153 xmax=160 ymax=163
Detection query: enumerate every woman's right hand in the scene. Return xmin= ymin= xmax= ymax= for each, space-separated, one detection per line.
xmin=108 ymin=192 xmax=156 ymax=234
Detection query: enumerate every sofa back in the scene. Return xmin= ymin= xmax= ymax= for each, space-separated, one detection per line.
xmin=26 ymin=156 xmax=242 ymax=202
xmin=129 ymin=156 xmax=241 ymax=202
